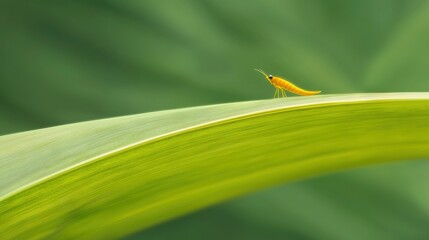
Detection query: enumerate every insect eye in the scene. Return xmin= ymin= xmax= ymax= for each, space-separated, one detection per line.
xmin=268 ymin=75 xmax=273 ymax=79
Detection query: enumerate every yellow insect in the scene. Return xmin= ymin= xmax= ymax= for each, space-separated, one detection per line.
xmin=255 ymin=69 xmax=321 ymax=98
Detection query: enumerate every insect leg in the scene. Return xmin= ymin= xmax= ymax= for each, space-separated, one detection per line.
xmin=281 ymin=89 xmax=287 ymax=98
xmin=273 ymin=88 xmax=279 ymax=98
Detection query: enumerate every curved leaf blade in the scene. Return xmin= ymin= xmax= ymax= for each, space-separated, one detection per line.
xmin=1 ymin=93 xmax=429 ymax=239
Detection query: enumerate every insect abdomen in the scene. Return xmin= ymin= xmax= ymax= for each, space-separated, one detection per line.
xmin=291 ymin=88 xmax=321 ymax=96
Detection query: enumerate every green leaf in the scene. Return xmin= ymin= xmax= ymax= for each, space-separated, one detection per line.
xmin=1 ymin=93 xmax=429 ymax=239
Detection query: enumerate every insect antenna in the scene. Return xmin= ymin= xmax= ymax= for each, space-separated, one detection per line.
xmin=254 ymin=68 xmax=268 ymax=78
xmin=254 ymin=68 xmax=272 ymax=84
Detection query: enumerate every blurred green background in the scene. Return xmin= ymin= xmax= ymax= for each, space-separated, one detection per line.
xmin=2 ymin=0 xmax=429 ymax=239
